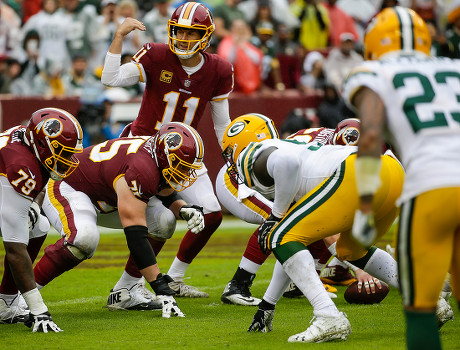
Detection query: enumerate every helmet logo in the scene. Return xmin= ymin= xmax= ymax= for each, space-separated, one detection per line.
xmin=227 ymin=121 xmax=246 ymax=137
xmin=165 ymin=132 xmax=183 ymax=150
xmin=342 ymin=127 xmax=359 ymax=145
xmin=36 ymin=118 xmax=63 ymax=137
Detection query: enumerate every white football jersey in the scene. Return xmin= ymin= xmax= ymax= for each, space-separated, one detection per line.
xmin=236 ymin=138 xmax=357 ymax=203
xmin=343 ymin=55 xmax=460 ymax=203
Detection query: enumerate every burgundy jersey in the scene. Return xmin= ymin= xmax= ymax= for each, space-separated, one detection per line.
xmin=286 ymin=128 xmax=335 ymax=145
xmin=130 ymin=43 xmax=234 ymax=136
xmin=0 ymin=126 xmax=49 ymax=200
xmin=64 ymin=137 xmax=161 ymax=212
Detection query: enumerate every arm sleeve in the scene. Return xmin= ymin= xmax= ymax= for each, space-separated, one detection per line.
xmin=101 ymin=52 xmax=142 ymax=87
xmin=266 ymin=150 xmax=301 ymax=218
xmin=210 ymin=99 xmax=231 ymax=149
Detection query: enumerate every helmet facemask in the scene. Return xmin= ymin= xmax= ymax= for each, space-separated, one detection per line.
xmin=168 ymin=23 xmax=212 ymax=59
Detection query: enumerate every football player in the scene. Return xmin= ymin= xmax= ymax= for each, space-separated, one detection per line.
xmin=217 ymin=117 xmax=376 ymax=306
xmin=101 ymin=1 xmax=233 ymax=301
xmin=32 ymin=122 xmax=206 ymax=318
xmin=345 ymin=7 xmax=460 ymax=349
xmin=221 ymin=114 xmax=405 ymax=343
xmin=0 ymin=108 xmax=83 ymax=332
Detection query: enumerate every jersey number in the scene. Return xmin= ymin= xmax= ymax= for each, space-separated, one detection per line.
xmin=156 ymin=92 xmax=200 ymax=131
xmin=393 ymin=71 xmax=460 ymax=132
xmin=11 ymin=169 xmax=36 ymax=196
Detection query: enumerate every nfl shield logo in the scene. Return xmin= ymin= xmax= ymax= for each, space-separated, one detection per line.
xmin=184 ymin=80 xmax=191 ymax=87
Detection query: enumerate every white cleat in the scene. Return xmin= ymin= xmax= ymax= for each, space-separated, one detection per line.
xmin=288 ymin=312 xmax=351 ymax=343
xmin=168 ymin=278 xmax=209 ymax=298
xmin=436 ymin=297 xmax=454 ymax=329
xmin=136 ymin=278 xmax=163 ymax=308
xmin=107 ymin=283 xmax=162 ymax=310
xmin=0 ymin=298 xmax=30 ymax=324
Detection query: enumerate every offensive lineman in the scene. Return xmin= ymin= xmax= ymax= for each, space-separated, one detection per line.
xmin=101 ymin=1 xmax=233 ymax=301
xmin=346 ymin=6 xmax=460 ymax=349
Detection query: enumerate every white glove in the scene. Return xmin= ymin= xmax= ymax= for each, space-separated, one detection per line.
xmin=25 ymin=312 xmax=63 ymax=333
xmin=156 ymin=295 xmax=185 ymax=318
xmin=352 ymin=209 xmax=376 ymax=249
xmin=179 ymin=205 xmax=205 ymax=234
xmin=28 ymin=201 xmax=40 ymax=232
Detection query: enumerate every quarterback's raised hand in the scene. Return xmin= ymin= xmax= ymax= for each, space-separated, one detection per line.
xmin=179 ymin=205 xmax=205 ymax=234
xmin=258 ymin=214 xmax=281 ymax=254
xmin=248 ymin=300 xmax=275 ymax=333
xmin=352 ymin=209 xmax=376 ymax=249
xmin=25 ymin=312 xmax=63 ymax=333
xmin=150 ymin=274 xmax=185 ymax=318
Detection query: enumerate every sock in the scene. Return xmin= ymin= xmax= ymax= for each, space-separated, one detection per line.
xmin=33 ymin=237 xmax=82 ymax=287
xmin=0 ymin=235 xmax=47 ymax=295
xmin=405 ymin=309 xmax=441 ymax=350
xmin=241 ymin=227 xmax=271 ymax=265
xmin=282 ymin=249 xmax=339 ymax=317
xmin=175 ymin=211 xmax=222 ymax=264
xmin=350 ymin=247 xmax=399 ymax=288
xmin=239 ymin=256 xmax=262 ymax=275
xmin=167 ymin=257 xmax=190 ymax=280
xmin=327 ymin=257 xmax=348 ymax=269
xmin=263 ymin=260 xmax=291 ymax=305
xmin=113 ymin=271 xmax=143 ymax=291
xmin=123 ymin=236 xmax=166 ymax=279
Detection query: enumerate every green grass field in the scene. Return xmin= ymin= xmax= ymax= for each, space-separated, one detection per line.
xmin=1 ymin=216 xmax=459 ymax=349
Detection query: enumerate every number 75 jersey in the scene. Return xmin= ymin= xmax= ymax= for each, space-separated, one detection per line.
xmin=342 ymin=55 xmax=460 ymax=203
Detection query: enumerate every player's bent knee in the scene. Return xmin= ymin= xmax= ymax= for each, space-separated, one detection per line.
xmin=148 ymin=209 xmax=176 ymax=240
xmin=201 ymin=195 xmax=221 ymax=214
xmin=72 ymin=224 xmax=100 ymax=258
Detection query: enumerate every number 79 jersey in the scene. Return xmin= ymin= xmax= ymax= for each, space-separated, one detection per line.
xmin=343 ymin=55 xmax=460 ymax=203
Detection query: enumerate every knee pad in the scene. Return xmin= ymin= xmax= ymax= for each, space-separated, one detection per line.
xmin=29 ymin=214 xmax=50 ymax=239
xmin=147 ymin=208 xmax=176 ymax=240
xmin=71 ymin=223 xmax=100 ymax=258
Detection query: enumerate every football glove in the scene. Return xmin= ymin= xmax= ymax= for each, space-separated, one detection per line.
xmin=258 ymin=214 xmax=281 ymax=254
xmin=352 ymin=209 xmax=376 ymax=249
xmin=156 ymin=295 xmax=185 ymax=318
xmin=28 ymin=201 xmax=40 ymax=232
xmin=248 ymin=302 xmax=275 ymax=333
xmin=179 ymin=205 xmax=205 ymax=234
xmin=25 ymin=311 xmax=63 ymax=333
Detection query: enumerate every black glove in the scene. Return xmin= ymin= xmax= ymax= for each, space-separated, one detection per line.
xmin=25 ymin=311 xmax=63 ymax=333
xmin=258 ymin=214 xmax=281 ymax=254
xmin=248 ymin=300 xmax=275 ymax=333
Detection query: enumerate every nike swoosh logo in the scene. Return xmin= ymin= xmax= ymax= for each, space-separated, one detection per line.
xmin=236 ymin=296 xmax=256 ymax=303
xmin=146 ymin=43 xmax=151 ymax=50
xmin=28 ymin=169 xmax=36 ymax=179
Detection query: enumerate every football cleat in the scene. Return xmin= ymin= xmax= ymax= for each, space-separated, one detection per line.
xmin=221 ymin=279 xmax=261 ymax=306
xmin=320 ymin=265 xmax=357 ymax=286
xmin=168 ymin=278 xmax=209 ymax=298
xmin=0 ymin=298 xmax=30 ymax=324
xmin=136 ymin=278 xmax=163 ymax=309
xmin=107 ymin=284 xmax=162 ymax=311
xmin=283 ymin=282 xmax=337 ymax=299
xmin=436 ymin=297 xmax=454 ymax=329
xmin=288 ymin=312 xmax=351 ymax=343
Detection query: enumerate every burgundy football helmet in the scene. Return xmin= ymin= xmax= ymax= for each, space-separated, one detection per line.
xmin=154 ymin=122 xmax=204 ymax=191
xmin=333 ymin=118 xmax=360 ymax=146
xmin=168 ymin=2 xmax=215 ymax=59
xmin=24 ymin=108 xmax=83 ymax=180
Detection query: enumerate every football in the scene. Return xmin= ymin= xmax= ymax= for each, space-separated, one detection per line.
xmin=344 ymin=280 xmax=390 ymax=304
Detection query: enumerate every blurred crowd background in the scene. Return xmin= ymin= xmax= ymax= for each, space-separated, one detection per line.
xmin=1 ymin=0 xmax=460 ymax=146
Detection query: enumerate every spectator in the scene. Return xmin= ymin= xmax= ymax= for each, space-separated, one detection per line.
xmin=213 ymin=0 xmax=246 ymax=44
xmin=299 ymin=50 xmax=325 ymax=94
xmin=273 ymin=23 xmax=302 ymax=90
xmin=19 ymin=30 xmax=41 ymax=85
xmin=323 ymin=0 xmax=359 ymax=47
xmin=21 ymin=0 xmax=70 ymax=70
xmin=323 ymin=32 xmax=363 ymax=92
xmin=316 ymin=81 xmax=353 ymax=129
xmin=290 ymin=0 xmax=330 ymax=51
xmin=31 ymin=57 xmax=68 ymax=97
xmin=426 ymin=20 xmax=448 ymax=57
xmin=0 ymin=58 xmax=22 ymax=94
xmin=57 ymin=0 xmax=100 ymax=72
xmin=142 ymin=0 xmax=174 ymax=44
xmin=118 ymin=0 xmax=144 ymax=53
xmin=280 ymin=109 xmax=313 ymax=138
xmin=446 ymin=4 xmax=460 ymax=58
xmin=0 ymin=2 xmax=22 ymax=61
xmin=217 ymin=18 xmax=263 ymax=94
xmin=336 ymin=0 xmax=378 ymax=41
xmin=238 ymin=0 xmax=300 ymax=30
xmin=249 ymin=0 xmax=279 ymax=35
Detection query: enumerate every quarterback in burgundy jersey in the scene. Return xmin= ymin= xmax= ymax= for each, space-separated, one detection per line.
xmin=0 ymin=108 xmax=83 ymax=333
xmin=101 ymin=2 xmax=233 ymax=300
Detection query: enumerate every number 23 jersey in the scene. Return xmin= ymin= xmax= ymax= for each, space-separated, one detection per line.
xmin=131 ymin=43 xmax=234 ymax=136
xmin=343 ymin=55 xmax=460 ymax=203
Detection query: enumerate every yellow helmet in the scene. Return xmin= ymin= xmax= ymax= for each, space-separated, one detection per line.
xmin=363 ymin=6 xmax=431 ymax=60
xmin=222 ymin=113 xmax=278 ymax=182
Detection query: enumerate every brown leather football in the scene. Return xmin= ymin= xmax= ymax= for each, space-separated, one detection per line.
xmin=344 ymin=280 xmax=390 ymax=304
